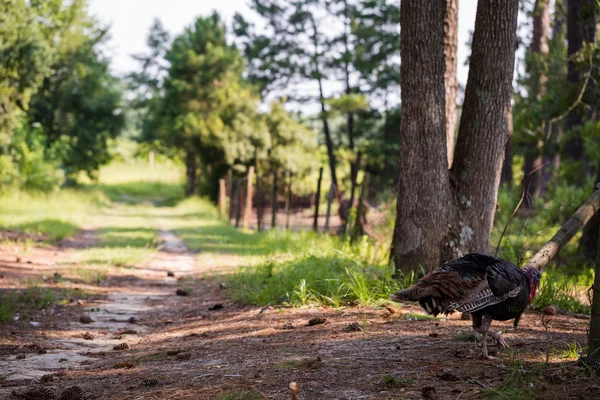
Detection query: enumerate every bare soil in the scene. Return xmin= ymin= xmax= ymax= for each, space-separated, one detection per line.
xmin=0 ymin=231 xmax=597 ymax=400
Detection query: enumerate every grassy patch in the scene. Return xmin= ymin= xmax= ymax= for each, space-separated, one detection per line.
xmin=404 ymin=312 xmax=438 ymax=321
xmin=0 ymin=287 xmax=82 ymax=322
xmin=227 ymin=235 xmax=409 ymax=307
xmin=0 ymin=189 xmax=107 ymax=241
xmin=531 ymin=269 xmax=591 ymax=314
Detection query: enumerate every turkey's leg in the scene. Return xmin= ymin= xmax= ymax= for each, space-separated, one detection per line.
xmin=488 ymin=330 xmax=509 ymax=348
xmin=472 ymin=313 xmax=493 ymax=359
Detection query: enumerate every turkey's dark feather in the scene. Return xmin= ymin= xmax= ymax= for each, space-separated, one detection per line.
xmin=391 ymin=253 xmax=531 ymax=319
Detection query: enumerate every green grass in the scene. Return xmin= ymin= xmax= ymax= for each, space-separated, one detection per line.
xmin=0 ymin=286 xmax=83 ymax=322
xmin=217 ymin=388 xmax=266 ymax=400
xmin=531 ymin=269 xmax=591 ymax=314
xmin=0 ymin=189 xmax=107 ymax=241
xmin=227 ymin=235 xmax=411 ymax=307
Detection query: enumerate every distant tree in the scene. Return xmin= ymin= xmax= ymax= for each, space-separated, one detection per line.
xmin=0 ymin=0 xmax=54 ymax=147
xmin=393 ymin=0 xmax=519 ymax=273
xmin=29 ymin=24 xmax=124 ymax=179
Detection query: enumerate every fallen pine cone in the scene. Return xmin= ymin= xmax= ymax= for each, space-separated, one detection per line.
xmin=82 ymin=332 xmax=94 ymax=340
xmin=11 ymin=387 xmax=54 ymax=399
xmin=167 ymin=271 xmax=175 ymax=277
xmin=113 ymin=343 xmax=129 ymax=351
xmin=40 ymin=373 xmax=54 ymax=383
xmin=175 ymin=289 xmax=189 ymax=296
xmin=176 ymin=352 xmax=191 ymax=361
xmin=79 ymin=316 xmax=93 ymax=324
xmin=113 ymin=362 xmax=136 ymax=369
xmin=58 ymin=386 xmax=87 ymax=400
xmin=307 ymin=317 xmax=327 ymax=326
xmin=344 ymin=322 xmax=361 ymax=332
xmin=141 ymin=378 xmax=159 ymax=387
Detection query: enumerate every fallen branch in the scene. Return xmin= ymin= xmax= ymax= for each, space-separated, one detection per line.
xmin=524 ymin=187 xmax=600 ymax=272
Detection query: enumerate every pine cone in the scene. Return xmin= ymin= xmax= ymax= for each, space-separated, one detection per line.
xmin=344 ymin=322 xmax=361 ymax=332
xmin=141 ymin=379 xmax=159 ymax=387
xmin=112 ymin=343 xmax=129 ymax=351
xmin=58 ymin=386 xmax=89 ymax=400
xmin=12 ymin=387 xmax=55 ymax=399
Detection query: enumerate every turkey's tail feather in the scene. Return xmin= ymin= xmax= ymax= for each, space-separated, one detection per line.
xmin=391 ymin=287 xmax=449 ymax=316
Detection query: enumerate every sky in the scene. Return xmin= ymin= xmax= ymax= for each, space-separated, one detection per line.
xmin=89 ymin=0 xmax=479 ymax=108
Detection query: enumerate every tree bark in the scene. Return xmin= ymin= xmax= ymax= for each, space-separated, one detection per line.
xmin=450 ymin=0 xmax=519 ymax=255
xmin=256 ymin=167 xmax=264 ymax=232
xmin=500 ymin=109 xmax=513 ymax=187
xmin=345 ymin=151 xmax=362 ymax=233
xmin=589 ymin=223 xmax=600 ymax=356
xmin=313 ymin=167 xmax=324 ymax=232
xmin=235 ymin=179 xmax=242 ymax=228
xmin=564 ymin=0 xmax=596 ymax=169
xmin=444 ymin=0 xmax=459 ymax=168
xmin=325 ymin=182 xmax=334 ymax=232
xmin=393 ymin=0 xmax=457 ymax=272
xmin=271 ymin=169 xmax=278 ymax=229
xmin=523 ymin=0 xmax=550 ymax=209
xmin=185 ymin=149 xmax=198 ymax=197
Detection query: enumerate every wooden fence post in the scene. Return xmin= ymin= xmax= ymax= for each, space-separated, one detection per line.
xmin=243 ymin=166 xmax=255 ymax=230
xmin=218 ymin=178 xmax=227 ymax=217
xmin=324 ymin=182 xmax=334 ymax=231
xmin=286 ymin=172 xmax=292 ymax=229
xmin=227 ymin=170 xmax=233 ymax=222
xmin=235 ymin=179 xmax=242 ymax=228
xmin=271 ymin=169 xmax=278 ymax=229
xmin=313 ymin=167 xmax=324 ymax=231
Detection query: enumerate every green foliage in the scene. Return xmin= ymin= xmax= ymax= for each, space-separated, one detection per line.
xmin=0 ymin=0 xmax=54 ymax=146
xmin=531 ymin=268 xmax=592 ymax=314
xmin=0 ymin=286 xmax=81 ymax=322
xmin=228 ymin=234 xmax=405 ymax=307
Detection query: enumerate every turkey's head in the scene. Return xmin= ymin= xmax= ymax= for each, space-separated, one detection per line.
xmin=524 ymin=267 xmax=542 ymax=303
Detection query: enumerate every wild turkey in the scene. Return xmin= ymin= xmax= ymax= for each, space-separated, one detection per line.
xmin=391 ymin=253 xmax=542 ymax=359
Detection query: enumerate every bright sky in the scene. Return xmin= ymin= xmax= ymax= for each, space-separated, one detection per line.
xmin=89 ymin=0 xmax=478 ymax=107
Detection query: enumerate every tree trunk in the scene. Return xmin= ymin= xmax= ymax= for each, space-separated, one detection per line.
xmin=589 ymin=222 xmax=600 ymax=356
xmin=310 ymin=15 xmax=338 ymax=195
xmin=450 ymin=0 xmax=519 ymax=255
xmin=243 ymin=166 xmax=254 ymax=230
xmin=444 ymin=0 xmax=459 ymax=168
xmin=564 ymin=0 xmax=596 ymax=170
xmin=271 ymin=169 xmax=278 ymax=229
xmin=313 ymin=167 xmax=324 ymax=232
xmin=523 ymin=0 xmax=550 ymax=208
xmin=185 ymin=149 xmax=198 ymax=197
xmin=393 ymin=0 xmax=457 ymax=272
xmin=500 ymin=109 xmax=513 ymax=187
xmin=352 ymin=173 xmax=369 ymax=241
xmin=393 ymin=0 xmax=519 ymax=274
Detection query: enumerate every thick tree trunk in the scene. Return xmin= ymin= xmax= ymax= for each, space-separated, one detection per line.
xmin=564 ymin=0 xmax=596 ymax=169
xmin=444 ymin=0 xmax=459 ymax=168
xmin=393 ymin=0 xmax=518 ymax=274
xmin=185 ymin=149 xmax=198 ymax=197
xmin=523 ymin=0 xmax=550 ymax=208
xmin=500 ymin=110 xmax=513 ymax=187
xmin=393 ymin=0 xmax=457 ymax=272
xmin=590 ymin=225 xmax=600 ymax=356
xmin=345 ymin=151 xmax=362 ymax=233
xmin=450 ymin=0 xmax=519 ymax=254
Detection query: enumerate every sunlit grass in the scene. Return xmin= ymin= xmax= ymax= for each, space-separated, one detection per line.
xmin=0 ymin=189 xmax=108 ymax=241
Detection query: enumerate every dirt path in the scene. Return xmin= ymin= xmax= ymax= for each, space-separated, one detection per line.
xmin=0 ymin=224 xmax=598 ymax=399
